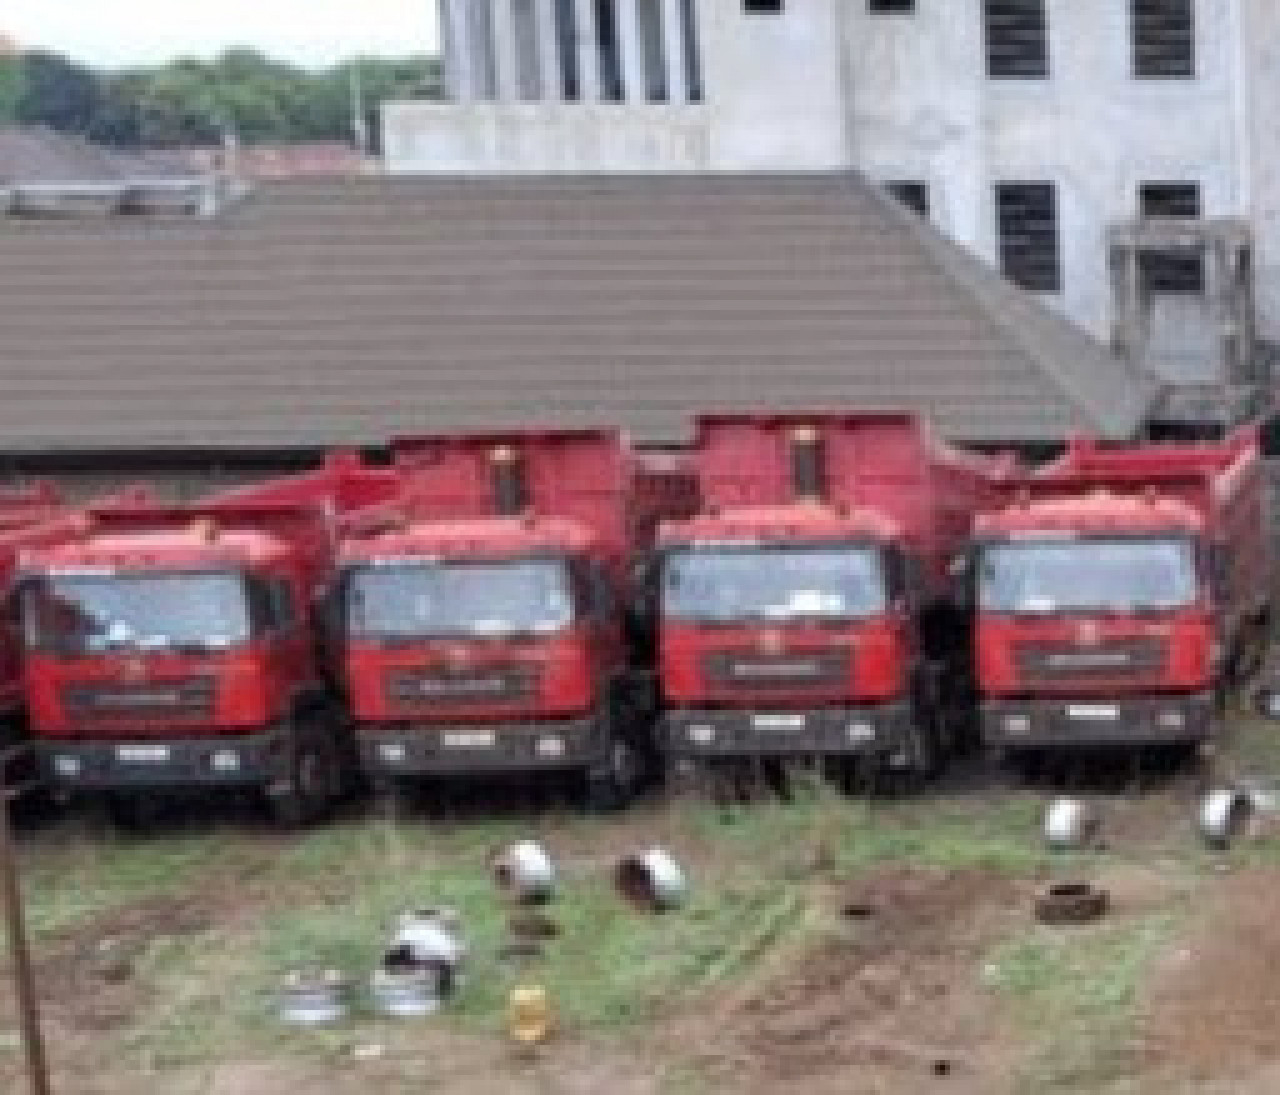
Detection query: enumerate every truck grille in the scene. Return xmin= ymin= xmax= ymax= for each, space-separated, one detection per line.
xmin=62 ymin=677 xmax=217 ymax=720
xmin=1014 ymin=638 xmax=1169 ymax=682
xmin=702 ymin=651 xmax=850 ymax=689
xmin=386 ymin=667 xmax=536 ymax=707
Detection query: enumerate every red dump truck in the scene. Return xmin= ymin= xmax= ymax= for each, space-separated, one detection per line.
xmin=973 ymin=429 xmax=1267 ymax=760
xmin=657 ymin=413 xmax=1014 ymax=781
xmin=337 ymin=429 xmax=697 ymax=809
xmin=20 ymin=455 xmax=400 ymax=824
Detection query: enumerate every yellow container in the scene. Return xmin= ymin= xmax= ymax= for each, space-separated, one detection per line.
xmin=508 ymin=984 xmax=553 ymax=1046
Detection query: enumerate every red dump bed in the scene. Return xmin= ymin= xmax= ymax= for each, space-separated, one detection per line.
xmin=388 ymin=430 xmax=698 ymax=579
xmin=678 ymin=412 xmax=1013 ymax=591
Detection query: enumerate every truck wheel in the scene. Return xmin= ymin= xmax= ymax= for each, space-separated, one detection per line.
xmin=269 ymin=733 xmax=338 ymax=828
xmin=586 ymin=736 xmax=639 ymax=813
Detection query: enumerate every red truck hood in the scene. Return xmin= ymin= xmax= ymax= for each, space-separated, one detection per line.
xmin=661 ymin=616 xmax=905 ymax=709
xmin=26 ymin=648 xmax=274 ymax=741
xmin=345 ymin=630 xmax=594 ymax=725
xmin=977 ymin=611 xmax=1214 ymax=698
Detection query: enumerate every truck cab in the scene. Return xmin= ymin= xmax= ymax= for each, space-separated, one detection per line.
xmin=22 ymin=456 xmax=402 ymax=825
xmin=657 ymin=413 xmax=1012 ymax=781
xmin=340 ymin=430 xmax=696 ymax=809
xmin=973 ymin=429 xmax=1266 ymax=759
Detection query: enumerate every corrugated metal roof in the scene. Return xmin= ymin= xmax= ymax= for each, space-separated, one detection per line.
xmin=0 ymin=172 xmax=1157 ymax=453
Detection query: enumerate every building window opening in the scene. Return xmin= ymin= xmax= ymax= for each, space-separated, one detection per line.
xmin=554 ymin=0 xmax=581 ymax=100
xmin=984 ymin=0 xmax=1049 ymax=80
xmin=594 ymin=0 xmax=625 ymax=101
xmin=1133 ymin=0 xmax=1195 ymax=79
xmin=887 ymin=181 xmax=930 ymax=218
xmin=638 ymin=0 xmax=668 ymax=101
xmin=870 ymin=0 xmax=915 ymax=12
xmin=996 ymin=181 xmax=1061 ymax=292
xmin=512 ymin=0 xmax=542 ymax=100
xmin=744 ymin=0 xmax=783 ymax=11
xmin=680 ymin=0 xmax=704 ymax=102
xmin=1139 ymin=180 xmax=1204 ymax=292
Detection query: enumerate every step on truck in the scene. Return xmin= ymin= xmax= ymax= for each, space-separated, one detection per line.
xmin=337 ymin=429 xmax=698 ymax=809
xmin=973 ymin=428 xmax=1268 ymax=761
xmin=20 ymin=455 xmax=401 ymax=825
xmin=656 ymin=413 xmax=1014 ymax=784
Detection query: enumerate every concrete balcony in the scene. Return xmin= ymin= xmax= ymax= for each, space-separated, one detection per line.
xmin=381 ymin=100 xmax=715 ymax=174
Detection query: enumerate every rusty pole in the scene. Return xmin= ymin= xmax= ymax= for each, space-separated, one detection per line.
xmin=0 ymin=756 xmax=51 ymax=1095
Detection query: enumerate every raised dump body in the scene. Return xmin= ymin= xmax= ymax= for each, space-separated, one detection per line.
xmin=973 ymin=428 xmax=1266 ymax=757
xmin=22 ymin=455 xmax=401 ymax=824
xmin=340 ymin=429 xmax=697 ymax=808
xmin=657 ymin=412 xmax=1014 ymax=778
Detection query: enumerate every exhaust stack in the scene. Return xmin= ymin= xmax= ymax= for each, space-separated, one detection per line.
xmin=789 ymin=425 xmax=826 ymax=501
xmin=491 ymin=446 xmax=528 ymax=516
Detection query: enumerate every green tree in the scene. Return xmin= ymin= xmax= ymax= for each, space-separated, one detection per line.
xmin=0 ymin=56 xmax=23 ymax=124
xmin=16 ymin=50 xmax=102 ymax=133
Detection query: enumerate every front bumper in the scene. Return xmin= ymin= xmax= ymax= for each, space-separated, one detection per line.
xmin=358 ymin=716 xmax=606 ymax=776
xmin=661 ymin=701 xmax=915 ymax=760
xmin=982 ymin=691 xmax=1216 ymax=750
xmin=37 ymin=727 xmax=290 ymax=792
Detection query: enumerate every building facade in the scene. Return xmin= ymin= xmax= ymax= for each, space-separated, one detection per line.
xmin=383 ymin=0 xmax=1280 ymax=374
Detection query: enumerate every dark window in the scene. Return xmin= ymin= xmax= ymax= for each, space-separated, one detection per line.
xmin=1139 ymin=180 xmax=1204 ymax=292
xmin=554 ymin=0 xmax=581 ymax=100
xmin=984 ymin=0 xmax=1049 ymax=79
xmin=870 ymin=0 xmax=915 ymax=11
xmin=1140 ymin=181 xmax=1200 ymax=219
xmin=595 ymin=0 xmax=624 ymax=102
xmin=887 ymin=180 xmax=929 ymax=218
xmin=1133 ymin=0 xmax=1195 ymax=78
xmin=996 ymin=182 xmax=1060 ymax=292
xmin=743 ymin=0 xmax=783 ymax=11
xmin=680 ymin=0 xmax=704 ymax=101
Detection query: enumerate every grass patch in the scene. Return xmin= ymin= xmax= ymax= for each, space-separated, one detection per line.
xmin=15 ymin=831 xmax=232 ymax=940
xmin=985 ymin=909 xmax=1180 ymax=1092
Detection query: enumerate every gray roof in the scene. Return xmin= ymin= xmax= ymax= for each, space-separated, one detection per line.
xmin=0 ymin=126 xmax=182 ymax=185
xmin=0 ymin=172 xmax=1157 ymax=454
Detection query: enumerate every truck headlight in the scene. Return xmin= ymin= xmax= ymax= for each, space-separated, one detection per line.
xmin=536 ymin=736 xmax=565 ymax=758
xmin=210 ymin=749 xmax=241 ymax=773
xmin=688 ymin=723 xmax=716 ymax=745
xmin=1157 ymin=709 xmax=1184 ymax=730
xmin=53 ymin=755 xmax=81 ymax=778
xmin=847 ymin=722 xmax=875 ymax=743
xmin=379 ymin=741 xmax=407 ymax=764
xmin=1005 ymin=716 xmax=1031 ymax=736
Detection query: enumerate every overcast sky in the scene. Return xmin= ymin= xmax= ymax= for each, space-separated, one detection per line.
xmin=5 ymin=1 xmax=439 ymax=68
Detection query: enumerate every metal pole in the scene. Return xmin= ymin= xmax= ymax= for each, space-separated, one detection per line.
xmin=0 ymin=759 xmax=51 ymax=1095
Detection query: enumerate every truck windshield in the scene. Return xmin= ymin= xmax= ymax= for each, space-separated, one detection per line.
xmin=662 ymin=546 xmax=887 ymax=623
xmin=979 ymin=538 xmax=1197 ymax=614
xmin=346 ymin=559 xmax=574 ymax=639
xmin=25 ymin=571 xmax=252 ymax=653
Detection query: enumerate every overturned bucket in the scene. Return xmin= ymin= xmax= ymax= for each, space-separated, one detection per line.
xmin=493 ymin=841 xmax=557 ymax=905
xmin=1199 ymin=789 xmax=1253 ymax=849
xmin=614 ymin=848 xmax=688 ymax=912
xmin=277 ymin=968 xmax=351 ymax=1025
xmin=393 ymin=907 xmax=467 ymax=970
xmin=370 ymin=948 xmax=450 ymax=1017
xmin=1044 ymin=798 xmax=1100 ymax=851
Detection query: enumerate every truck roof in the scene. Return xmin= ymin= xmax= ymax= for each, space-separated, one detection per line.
xmin=26 ymin=525 xmax=293 ymax=571
xmin=660 ymin=502 xmax=900 ymax=548
xmin=974 ymin=489 xmax=1205 ymax=539
xmin=341 ymin=514 xmax=600 ymax=565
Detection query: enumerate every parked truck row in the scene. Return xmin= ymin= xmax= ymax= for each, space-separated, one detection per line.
xmin=1 ymin=414 xmax=1269 ymax=823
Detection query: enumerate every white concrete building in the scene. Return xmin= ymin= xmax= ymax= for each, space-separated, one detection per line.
xmin=384 ymin=0 xmax=1280 ymax=387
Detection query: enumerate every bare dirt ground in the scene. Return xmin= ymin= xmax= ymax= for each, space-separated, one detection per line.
xmin=5 ymin=728 xmax=1280 ymax=1094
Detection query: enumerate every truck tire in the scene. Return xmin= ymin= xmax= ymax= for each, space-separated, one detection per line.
xmin=268 ymin=723 xmax=339 ymax=829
